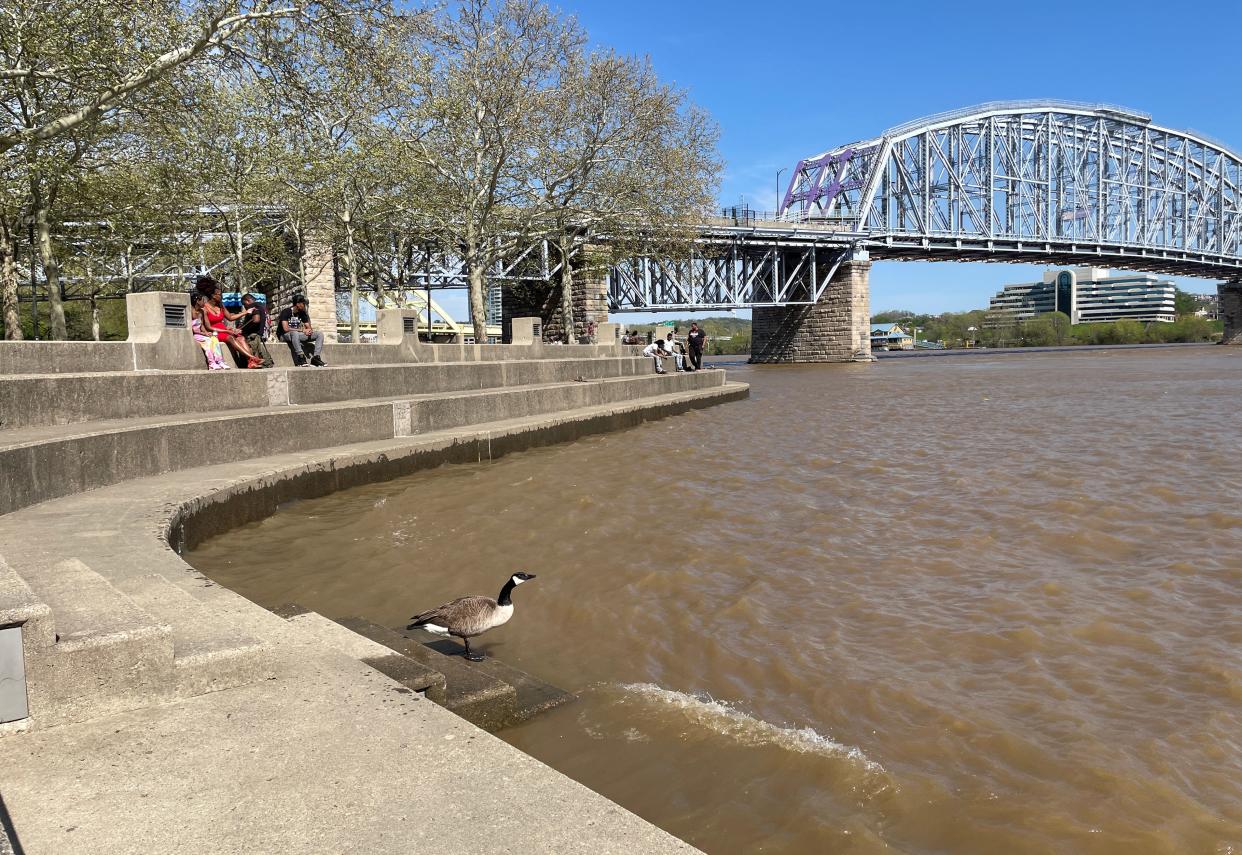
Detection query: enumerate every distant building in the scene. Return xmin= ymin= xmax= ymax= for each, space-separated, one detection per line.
xmin=870 ymin=323 xmax=914 ymax=350
xmin=1192 ymin=293 xmax=1220 ymax=320
xmin=987 ymin=268 xmax=1176 ymax=326
xmin=485 ymin=282 xmax=503 ymax=326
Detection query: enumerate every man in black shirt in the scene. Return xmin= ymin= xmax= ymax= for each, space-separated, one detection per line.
xmin=239 ymin=293 xmax=274 ymax=368
xmin=277 ymin=294 xmax=326 ymax=366
xmin=686 ymin=322 xmax=707 ymax=371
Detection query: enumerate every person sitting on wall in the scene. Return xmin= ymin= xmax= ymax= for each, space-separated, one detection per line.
xmin=238 ymin=293 xmax=274 ymax=368
xmin=665 ymin=330 xmax=687 ymax=372
xmin=621 ymin=330 xmax=642 ymax=345
xmin=190 ymin=292 xmax=229 ymax=370
xmin=278 ymin=294 xmax=326 ymax=367
xmin=196 ymin=276 xmax=264 ymax=368
xmin=642 ymin=339 xmax=669 ymax=374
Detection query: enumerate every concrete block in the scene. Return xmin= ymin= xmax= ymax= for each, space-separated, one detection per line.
xmin=596 ymin=322 xmax=621 ymax=348
xmin=510 ymin=317 xmax=544 ymax=347
xmin=126 ymin=292 xmax=205 ymax=371
xmin=376 ymin=307 xmax=425 ymax=361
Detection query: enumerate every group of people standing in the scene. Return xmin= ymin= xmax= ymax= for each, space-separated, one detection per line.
xmin=639 ymin=322 xmax=707 ymax=374
xmin=189 ymin=276 xmax=327 ymax=369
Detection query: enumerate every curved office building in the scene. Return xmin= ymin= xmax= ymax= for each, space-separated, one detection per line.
xmin=988 ymin=267 xmax=1177 ymax=324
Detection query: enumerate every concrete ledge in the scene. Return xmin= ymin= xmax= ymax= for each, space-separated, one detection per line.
xmin=0 ymin=371 xmax=724 ymax=515
xmin=0 ymin=356 xmax=657 ymax=430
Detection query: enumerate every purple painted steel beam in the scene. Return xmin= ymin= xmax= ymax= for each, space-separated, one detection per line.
xmin=781 ymin=147 xmax=870 ymax=216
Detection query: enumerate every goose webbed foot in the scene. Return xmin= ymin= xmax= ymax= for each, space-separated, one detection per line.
xmin=463 ymin=638 xmax=485 ymax=662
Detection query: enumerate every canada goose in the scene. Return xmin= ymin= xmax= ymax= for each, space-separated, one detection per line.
xmin=406 ymin=572 xmax=536 ymax=661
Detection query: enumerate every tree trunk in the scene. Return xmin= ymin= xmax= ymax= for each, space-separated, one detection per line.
xmin=232 ymin=210 xmax=247 ymax=291
xmin=342 ymin=210 xmax=359 ymax=342
xmin=123 ymin=244 xmax=135 ymax=293
xmin=295 ymin=226 xmax=308 ymax=292
xmin=1 ymin=215 xmax=21 ymax=340
xmin=557 ymin=238 xmax=575 ymax=343
xmin=467 ymin=258 xmax=488 ymax=344
xmin=373 ymin=257 xmax=387 ymax=309
xmin=90 ymin=293 xmax=100 ymax=341
xmin=31 ymin=182 xmax=66 ymax=339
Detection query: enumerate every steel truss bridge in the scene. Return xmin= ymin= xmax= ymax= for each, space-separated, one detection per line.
xmin=31 ymin=102 xmax=1242 ymax=318
xmin=608 ymin=100 xmax=1242 ymax=311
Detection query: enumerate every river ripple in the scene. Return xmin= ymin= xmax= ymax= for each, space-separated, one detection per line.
xmin=190 ymin=346 xmax=1242 ymax=854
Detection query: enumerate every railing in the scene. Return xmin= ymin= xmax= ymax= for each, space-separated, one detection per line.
xmin=880 ymin=100 xmax=1154 ymax=139
xmin=717 ymin=206 xmax=811 ymax=225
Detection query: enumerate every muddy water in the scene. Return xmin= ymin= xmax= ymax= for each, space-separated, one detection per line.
xmin=189 ymin=347 xmax=1242 ymax=854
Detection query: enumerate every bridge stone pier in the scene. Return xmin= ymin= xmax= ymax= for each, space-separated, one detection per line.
xmin=750 ymin=256 xmax=872 ymax=363
xmin=1221 ymin=281 xmax=1242 ymax=345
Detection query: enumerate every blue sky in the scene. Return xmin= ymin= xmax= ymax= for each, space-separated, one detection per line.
xmin=561 ymin=0 xmax=1242 ymax=318
xmin=429 ymin=0 xmax=1241 ymax=324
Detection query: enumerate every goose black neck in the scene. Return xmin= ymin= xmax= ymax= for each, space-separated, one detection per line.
xmin=497 ymin=578 xmax=517 ymax=606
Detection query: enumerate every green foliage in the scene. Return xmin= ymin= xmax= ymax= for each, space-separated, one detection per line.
xmin=0 ymin=298 xmax=127 ymax=341
xmin=1174 ymin=288 xmax=1197 ymax=316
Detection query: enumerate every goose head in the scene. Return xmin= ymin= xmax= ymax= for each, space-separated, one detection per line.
xmin=511 ymin=572 xmax=536 ymax=585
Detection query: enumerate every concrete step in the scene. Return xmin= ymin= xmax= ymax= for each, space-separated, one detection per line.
xmin=112 ymin=574 xmax=274 ymax=698
xmin=16 ymin=558 xmax=175 ymax=728
xmin=0 ymin=556 xmax=50 ymax=728
xmin=0 ymin=555 xmax=53 ymax=651
xmin=0 ymin=355 xmax=657 ymax=430
xmin=276 ymin=606 xmax=446 ymax=702
xmin=403 ymin=629 xmax=576 ymax=727
xmin=0 ymin=369 xmax=725 ymax=515
xmin=335 ymin=618 xmax=520 ymax=732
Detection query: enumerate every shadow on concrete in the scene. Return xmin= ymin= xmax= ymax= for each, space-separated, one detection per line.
xmin=0 ymin=790 xmax=25 ymax=855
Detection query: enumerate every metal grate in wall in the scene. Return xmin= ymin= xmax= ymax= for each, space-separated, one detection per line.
xmin=163 ymin=304 xmax=187 ymax=328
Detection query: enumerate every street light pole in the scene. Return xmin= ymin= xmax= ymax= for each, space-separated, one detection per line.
xmin=775 ymin=168 xmax=787 ymax=217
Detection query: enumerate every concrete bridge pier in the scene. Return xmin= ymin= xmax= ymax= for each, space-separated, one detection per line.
xmin=1221 ymin=280 xmax=1242 ymax=345
xmin=750 ymin=252 xmax=872 ymax=363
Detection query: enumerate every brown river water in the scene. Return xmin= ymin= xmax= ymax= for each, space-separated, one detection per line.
xmin=189 ymin=346 xmax=1242 ymax=855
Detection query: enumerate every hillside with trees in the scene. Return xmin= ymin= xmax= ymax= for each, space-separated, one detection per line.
xmin=873 ymin=286 xmax=1221 ymax=349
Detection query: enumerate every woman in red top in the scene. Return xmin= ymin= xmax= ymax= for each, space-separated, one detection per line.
xmin=196 ymin=277 xmax=264 ymax=368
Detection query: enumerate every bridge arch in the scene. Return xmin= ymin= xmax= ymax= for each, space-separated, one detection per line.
xmin=781 ymin=100 xmax=1242 ymax=278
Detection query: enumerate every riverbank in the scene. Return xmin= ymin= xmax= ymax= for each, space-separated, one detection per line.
xmin=0 ymin=331 xmax=745 ymax=854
